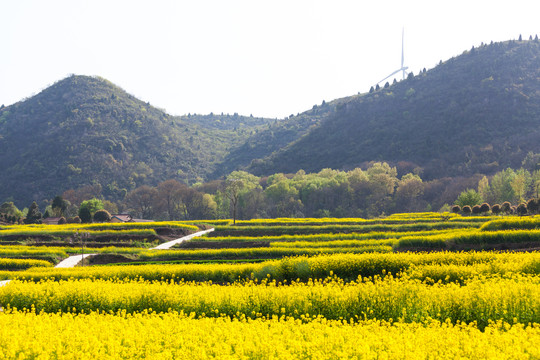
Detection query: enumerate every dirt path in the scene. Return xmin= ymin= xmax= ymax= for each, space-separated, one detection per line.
xmin=150 ymin=228 xmax=215 ymax=250
xmin=0 ymin=228 xmax=215 ymax=287
xmin=55 ymin=253 xmax=98 ymax=268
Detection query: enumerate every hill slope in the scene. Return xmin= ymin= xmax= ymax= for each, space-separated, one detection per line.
xmin=247 ymin=39 xmax=540 ymax=178
xmin=0 ymin=76 xmax=271 ymax=205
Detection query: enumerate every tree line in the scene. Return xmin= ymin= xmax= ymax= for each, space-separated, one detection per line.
xmin=2 ymin=162 xmax=540 ymax=224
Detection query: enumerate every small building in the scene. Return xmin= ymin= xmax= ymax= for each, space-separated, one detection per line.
xmin=110 ymin=214 xmax=133 ymax=223
xmin=110 ymin=214 xmax=154 ymax=223
xmin=42 ymin=217 xmax=62 ymax=225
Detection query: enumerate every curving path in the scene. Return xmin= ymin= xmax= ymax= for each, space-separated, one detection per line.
xmin=150 ymin=228 xmax=214 ymax=250
xmin=55 ymin=253 xmax=98 ymax=268
xmin=0 ymin=228 xmax=215 ymax=288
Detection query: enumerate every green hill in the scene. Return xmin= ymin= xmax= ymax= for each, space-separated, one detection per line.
xmin=0 ymin=76 xmax=271 ymax=205
xmin=2 ymin=39 xmax=540 ymax=207
xmin=211 ymin=99 xmax=347 ymax=178
xmin=247 ymin=39 xmax=540 ymax=178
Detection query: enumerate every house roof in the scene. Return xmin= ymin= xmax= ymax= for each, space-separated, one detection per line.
xmin=110 ymin=214 xmax=154 ymax=222
xmin=42 ymin=217 xmax=62 ymax=224
xmin=111 ymin=214 xmax=132 ymax=222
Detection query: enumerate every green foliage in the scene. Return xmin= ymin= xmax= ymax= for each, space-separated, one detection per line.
xmin=79 ymin=198 xmax=104 ymax=217
xmin=0 ymin=75 xmax=274 ymax=206
xmin=0 ymin=202 xmax=22 ymax=219
xmin=248 ymin=41 xmax=540 ymax=179
xmin=78 ymin=207 xmax=92 ymax=223
xmin=24 ymin=201 xmax=42 ymax=224
xmin=51 ymin=195 xmax=69 ymax=217
xmin=2 ymin=40 xmax=540 ymax=219
xmin=93 ymin=209 xmax=112 ymax=222
xmin=455 ymin=189 xmax=482 ymax=207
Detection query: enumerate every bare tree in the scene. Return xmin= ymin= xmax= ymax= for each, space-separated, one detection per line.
xmin=222 ymin=179 xmax=244 ymax=224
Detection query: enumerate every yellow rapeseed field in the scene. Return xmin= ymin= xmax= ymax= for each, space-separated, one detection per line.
xmin=1 ymin=214 xmax=539 ymax=358
xmin=0 ymin=311 xmax=537 ymax=359
xmin=1 ymin=274 xmax=539 ymax=328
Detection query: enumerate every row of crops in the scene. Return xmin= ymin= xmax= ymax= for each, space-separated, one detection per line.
xmin=0 ymin=213 xmax=539 ymax=358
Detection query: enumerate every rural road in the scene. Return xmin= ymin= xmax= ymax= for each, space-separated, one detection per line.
xmin=0 ymin=254 xmax=96 ymax=288
xmin=55 ymin=253 xmax=98 ymax=268
xmin=150 ymin=228 xmax=215 ymax=250
xmin=0 ymin=228 xmax=215 ymax=288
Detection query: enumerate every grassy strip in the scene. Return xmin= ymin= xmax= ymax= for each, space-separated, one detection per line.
xmin=136 ymin=246 xmax=392 ymax=261
xmin=0 ymin=246 xmax=68 ymax=257
xmin=480 ymin=217 xmax=540 ymax=231
xmin=232 ymin=214 xmax=498 ymax=227
xmin=98 ymin=259 xmax=272 ymax=266
xmin=0 ymin=228 xmax=157 ymax=238
xmin=211 ymin=222 xmax=480 ymax=237
xmin=5 ymin=251 xmax=539 ymax=283
xmin=396 ymin=229 xmax=540 ymax=249
xmin=0 ymin=222 xmax=198 ymax=233
xmin=173 ymin=220 xmax=232 ymax=226
xmin=270 ymin=239 xmax=397 ymax=248
xmin=195 ymin=228 xmax=470 ymax=243
xmin=0 ymin=258 xmax=53 ymax=270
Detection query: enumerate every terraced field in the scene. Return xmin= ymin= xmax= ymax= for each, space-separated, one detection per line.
xmin=0 ymin=213 xmax=539 ymax=358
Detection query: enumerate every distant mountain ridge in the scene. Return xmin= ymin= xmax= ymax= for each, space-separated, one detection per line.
xmin=1 ymin=39 xmax=540 ymax=206
xmin=246 ymin=39 xmax=540 ymax=179
xmin=0 ymin=75 xmax=272 ymax=205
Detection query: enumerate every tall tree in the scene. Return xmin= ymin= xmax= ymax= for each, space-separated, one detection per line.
xmin=221 ymin=171 xmax=261 ymax=223
xmin=222 ymin=179 xmax=244 ymax=224
xmin=510 ymin=169 xmax=531 ymax=203
xmin=395 ymin=173 xmax=424 ymax=212
xmin=24 ymin=201 xmax=42 ymax=224
xmin=124 ymin=186 xmax=158 ymax=219
xmin=51 ymin=195 xmax=69 ymax=217
xmin=477 ymin=176 xmax=490 ymax=203
xmin=156 ymin=180 xmax=187 ymax=220
xmin=455 ymin=189 xmax=482 ymax=207
xmin=490 ymin=169 xmax=517 ymax=204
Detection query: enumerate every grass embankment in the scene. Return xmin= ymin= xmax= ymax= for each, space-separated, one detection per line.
xmin=0 ymin=222 xmax=200 ymax=248
xmin=4 ymin=252 xmax=539 ymax=283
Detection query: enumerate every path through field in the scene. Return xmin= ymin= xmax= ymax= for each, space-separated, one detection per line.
xmin=151 ymin=228 xmax=215 ymax=250
xmin=55 ymin=253 xmax=98 ymax=268
xmin=0 ymin=228 xmax=215 ymax=288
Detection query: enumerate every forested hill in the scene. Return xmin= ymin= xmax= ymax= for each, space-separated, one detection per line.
xmin=247 ymin=39 xmax=540 ymax=179
xmin=2 ymin=39 xmax=540 ymax=206
xmin=0 ymin=75 xmax=272 ymax=205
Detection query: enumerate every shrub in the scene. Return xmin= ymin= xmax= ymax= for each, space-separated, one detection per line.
xmin=526 ymin=198 xmax=539 ymax=214
xmin=67 ymin=216 xmax=82 ymax=224
xmin=480 ymin=203 xmax=491 ymax=214
xmin=93 ymin=209 xmax=112 ymax=223
xmin=516 ymin=203 xmax=528 ymax=216
xmin=79 ymin=207 xmax=92 ymax=223
xmin=472 ymin=205 xmax=482 ymax=215
xmin=24 ymin=201 xmax=42 ymax=224
xmin=462 ymin=206 xmax=472 ymax=215
xmin=491 ymin=204 xmax=501 ymax=215
xmin=57 ymin=217 xmax=66 ymax=225
xmin=451 ymin=205 xmax=461 ymax=214
xmin=501 ymin=202 xmax=511 ymax=214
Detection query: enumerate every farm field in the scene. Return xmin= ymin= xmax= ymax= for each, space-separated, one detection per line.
xmin=0 ymin=212 xmax=539 ymax=358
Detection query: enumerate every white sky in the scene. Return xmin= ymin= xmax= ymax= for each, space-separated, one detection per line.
xmin=1 ymin=0 xmax=539 ymax=119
